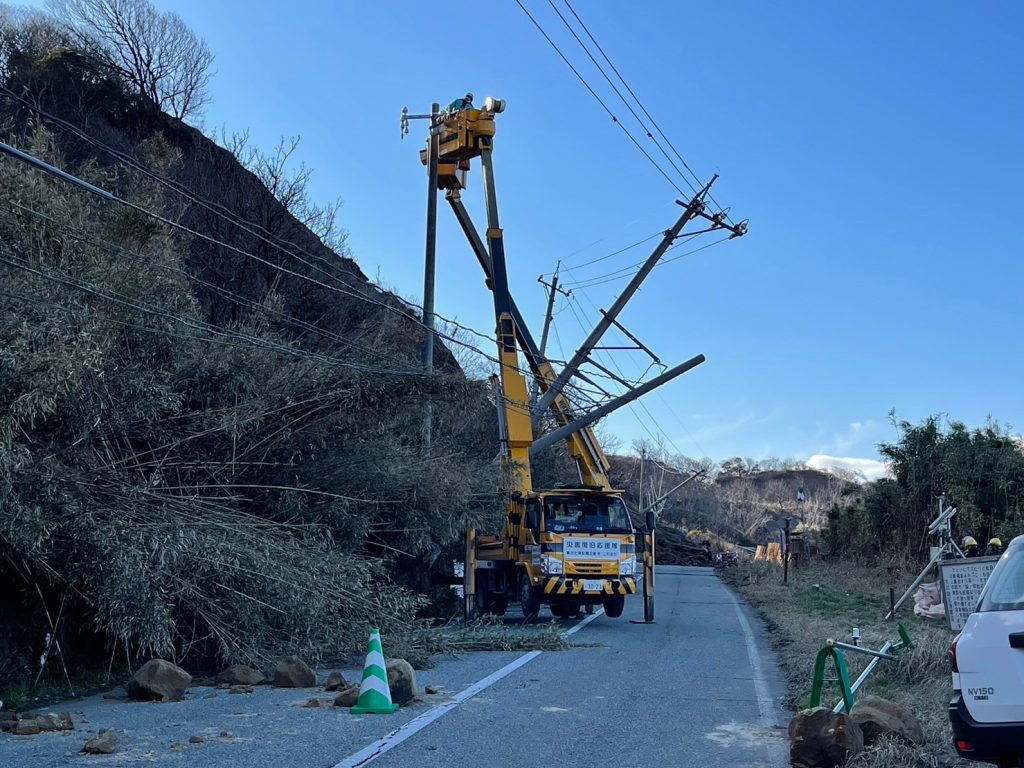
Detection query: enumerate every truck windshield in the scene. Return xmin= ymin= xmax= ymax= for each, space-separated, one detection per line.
xmin=544 ymin=496 xmax=632 ymax=534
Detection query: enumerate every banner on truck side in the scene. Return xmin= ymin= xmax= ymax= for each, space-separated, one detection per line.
xmin=564 ymin=538 xmax=621 ymax=561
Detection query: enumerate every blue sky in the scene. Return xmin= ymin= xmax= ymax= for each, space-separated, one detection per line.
xmin=38 ymin=1 xmax=1024 ymax=471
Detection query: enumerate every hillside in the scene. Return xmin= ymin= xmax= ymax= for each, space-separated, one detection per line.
xmin=0 ymin=7 xmax=500 ymax=688
xmin=608 ymin=455 xmax=854 ymax=545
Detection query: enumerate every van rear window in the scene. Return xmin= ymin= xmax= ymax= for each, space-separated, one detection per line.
xmin=979 ymin=548 xmax=1024 ymax=612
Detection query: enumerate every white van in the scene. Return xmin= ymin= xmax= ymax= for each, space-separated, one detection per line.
xmin=950 ymin=535 xmax=1024 ymax=766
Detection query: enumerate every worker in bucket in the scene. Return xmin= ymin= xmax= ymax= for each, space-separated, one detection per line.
xmin=962 ymin=536 xmax=980 ymax=557
xmin=446 ymin=92 xmax=474 ymax=114
xmin=986 ymin=537 xmax=1004 ymax=557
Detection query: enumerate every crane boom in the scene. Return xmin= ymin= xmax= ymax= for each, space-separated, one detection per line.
xmin=445 ymin=192 xmax=612 ymax=488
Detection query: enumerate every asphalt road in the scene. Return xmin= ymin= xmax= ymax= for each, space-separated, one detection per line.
xmin=1 ymin=566 xmax=789 ymax=768
xmin=340 ymin=566 xmax=789 ymax=768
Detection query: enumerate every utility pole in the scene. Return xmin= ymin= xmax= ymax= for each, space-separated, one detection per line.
xmin=420 ymin=102 xmax=440 ymax=447
xmin=537 ymin=272 xmax=569 ymax=358
xmin=533 ymin=180 xmax=715 ymax=418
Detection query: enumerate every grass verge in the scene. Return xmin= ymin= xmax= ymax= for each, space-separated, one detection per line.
xmin=724 ymin=559 xmax=971 ymax=767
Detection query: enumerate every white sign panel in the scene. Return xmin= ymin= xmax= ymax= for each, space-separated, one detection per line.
xmin=564 ymin=537 xmax=620 ymax=561
xmin=940 ymin=556 xmax=999 ymax=631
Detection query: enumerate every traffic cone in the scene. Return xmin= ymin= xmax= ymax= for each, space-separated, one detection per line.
xmin=349 ymin=628 xmax=399 ymax=715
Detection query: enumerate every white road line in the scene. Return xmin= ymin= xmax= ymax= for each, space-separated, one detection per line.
xmin=331 ymin=610 xmax=604 ymax=768
xmin=730 ymin=599 xmax=789 ymax=768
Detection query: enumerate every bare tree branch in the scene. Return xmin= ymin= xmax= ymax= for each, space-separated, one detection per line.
xmin=46 ymin=0 xmax=214 ymax=121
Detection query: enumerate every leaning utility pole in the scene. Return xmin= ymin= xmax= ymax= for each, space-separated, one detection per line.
xmin=537 ymin=272 xmax=567 ymax=358
xmin=532 ymin=179 xmax=717 ymax=418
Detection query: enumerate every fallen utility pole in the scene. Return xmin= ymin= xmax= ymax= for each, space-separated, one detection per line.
xmin=529 ymin=353 xmax=706 ymax=455
xmin=639 ymin=469 xmax=706 ymax=518
xmin=532 ymin=178 xmax=716 ymax=418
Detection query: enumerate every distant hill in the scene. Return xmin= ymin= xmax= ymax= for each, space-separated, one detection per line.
xmin=609 ymin=456 xmax=858 ymax=545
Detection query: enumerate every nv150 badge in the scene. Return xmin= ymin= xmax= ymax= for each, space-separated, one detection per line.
xmin=968 ymin=687 xmax=995 ymax=700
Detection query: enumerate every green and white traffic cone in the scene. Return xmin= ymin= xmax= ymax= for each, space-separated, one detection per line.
xmin=350 ymin=628 xmax=399 ymax=715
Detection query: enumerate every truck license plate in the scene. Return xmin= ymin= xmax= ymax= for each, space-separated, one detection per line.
xmin=583 ymin=580 xmax=603 ymax=592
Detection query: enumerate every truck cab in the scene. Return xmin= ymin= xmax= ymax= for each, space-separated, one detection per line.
xmin=531 ymin=490 xmax=638 ymax=617
xmin=473 ymin=489 xmax=638 ymax=620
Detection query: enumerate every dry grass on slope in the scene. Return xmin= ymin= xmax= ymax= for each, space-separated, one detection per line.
xmin=725 ymin=560 xmax=972 ymax=767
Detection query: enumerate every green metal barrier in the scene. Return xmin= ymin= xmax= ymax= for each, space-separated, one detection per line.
xmin=809 ymin=624 xmax=913 ymax=712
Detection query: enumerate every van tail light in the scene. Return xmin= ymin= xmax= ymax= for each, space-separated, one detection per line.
xmin=949 ymin=635 xmax=960 ymax=673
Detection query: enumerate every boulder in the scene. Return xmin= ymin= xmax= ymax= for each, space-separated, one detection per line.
xmin=215 ymin=665 xmax=265 ymax=686
xmin=333 ymin=685 xmax=361 ymax=708
xmin=303 ymin=697 xmax=323 ymax=708
xmin=273 ymin=656 xmax=316 ymax=688
xmin=789 ymin=707 xmax=864 ymax=768
xmin=324 ymin=671 xmax=348 ymax=691
xmin=386 ymin=659 xmax=416 ymax=707
xmin=127 ymin=659 xmax=192 ymax=702
xmin=35 ymin=713 xmax=73 ymax=732
xmin=189 ymin=735 xmax=205 ymax=744
xmin=850 ymin=695 xmax=924 ymax=746
xmin=15 ymin=718 xmax=41 ymax=736
xmin=83 ymin=729 xmax=118 ymax=754
xmin=0 ymin=710 xmax=17 ymax=732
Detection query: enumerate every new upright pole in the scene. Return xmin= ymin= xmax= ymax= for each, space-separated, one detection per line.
xmin=421 ymin=102 xmax=440 ymax=447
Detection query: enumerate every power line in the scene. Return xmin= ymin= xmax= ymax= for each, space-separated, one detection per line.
xmin=0 ymin=92 xmax=665 ymax=414
xmin=558 ymin=230 xmax=664 ymax=273
xmin=0 ymin=136 xmax=595 ymax=394
xmin=4 ymin=199 xmax=394 ymax=363
xmin=544 ymin=0 xmax=699 ymax=197
xmin=513 ymin=0 xmax=686 ymax=195
xmin=557 ymin=261 xmax=707 ymax=459
xmin=561 ymin=0 xmax=731 ymax=219
xmin=0 ymin=251 xmax=425 ymax=376
xmin=0 ymin=88 xmax=508 ymax=355
xmin=562 ymin=234 xmax=729 ymax=289
xmin=0 ymin=86 xmax=360 ymax=289
xmin=559 ymin=230 xmax=702 ymax=287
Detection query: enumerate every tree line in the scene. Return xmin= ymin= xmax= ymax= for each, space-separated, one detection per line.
xmin=826 ymin=415 xmax=1024 ymax=559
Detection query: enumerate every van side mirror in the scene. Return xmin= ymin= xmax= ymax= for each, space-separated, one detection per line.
xmin=645 ymin=510 xmax=657 ymax=531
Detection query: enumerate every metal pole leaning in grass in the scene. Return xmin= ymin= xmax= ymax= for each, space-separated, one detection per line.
xmin=808 ymin=624 xmax=913 ymax=713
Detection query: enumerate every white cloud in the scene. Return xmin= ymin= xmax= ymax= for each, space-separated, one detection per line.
xmin=831 ymin=419 xmax=882 ymax=454
xmin=806 ymin=454 xmax=890 ymax=482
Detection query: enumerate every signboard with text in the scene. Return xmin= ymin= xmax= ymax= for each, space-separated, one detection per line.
xmin=940 ymin=556 xmax=999 ymax=631
xmin=564 ymin=537 xmax=621 ymax=561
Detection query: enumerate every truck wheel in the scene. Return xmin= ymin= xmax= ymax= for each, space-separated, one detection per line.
xmin=519 ymin=571 xmax=541 ymax=621
xmin=603 ymin=594 xmax=625 ymax=618
xmin=475 ymin=582 xmax=502 ymax=616
xmin=490 ymin=597 xmax=508 ymax=616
